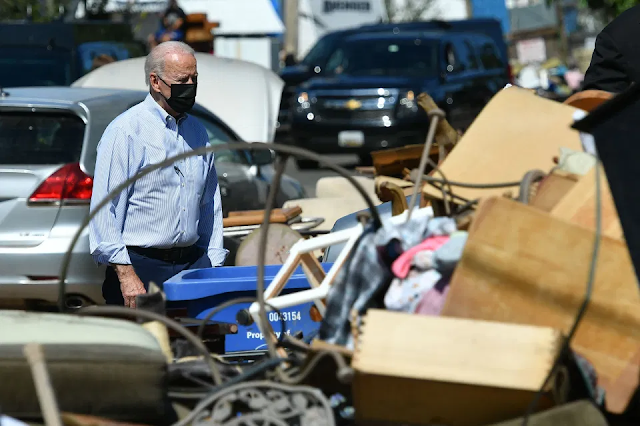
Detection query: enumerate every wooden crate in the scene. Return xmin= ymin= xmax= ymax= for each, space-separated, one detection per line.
xmin=352 ymin=309 xmax=563 ymax=426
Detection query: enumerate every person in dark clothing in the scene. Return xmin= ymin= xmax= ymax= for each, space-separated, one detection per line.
xmin=582 ymin=5 xmax=640 ymax=93
xmin=148 ymin=0 xmax=187 ymax=48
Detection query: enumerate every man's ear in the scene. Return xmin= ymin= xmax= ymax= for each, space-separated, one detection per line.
xmin=149 ymin=74 xmax=161 ymax=93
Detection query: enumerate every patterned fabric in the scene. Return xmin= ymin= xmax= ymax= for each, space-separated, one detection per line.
xmin=390 ymin=235 xmax=450 ymax=279
xmin=318 ymin=216 xmax=457 ymax=348
xmin=89 ymin=94 xmax=227 ymax=267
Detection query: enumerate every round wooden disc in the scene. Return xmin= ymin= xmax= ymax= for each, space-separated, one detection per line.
xmin=235 ymin=224 xmax=303 ymax=266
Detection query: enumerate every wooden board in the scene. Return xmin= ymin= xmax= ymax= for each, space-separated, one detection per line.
xmin=423 ymin=87 xmax=582 ymax=202
xmin=223 ymin=206 xmax=302 ymax=227
xmin=352 ymin=309 xmax=563 ymax=426
xmin=550 ymin=166 xmax=623 ymax=240
xmin=442 ymin=196 xmax=640 ymax=413
xmin=371 ymin=144 xmax=440 ymax=177
xmin=530 ymin=171 xmax=579 ymax=212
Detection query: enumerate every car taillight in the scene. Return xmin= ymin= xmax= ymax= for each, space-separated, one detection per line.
xmin=28 ymin=163 xmax=93 ymax=204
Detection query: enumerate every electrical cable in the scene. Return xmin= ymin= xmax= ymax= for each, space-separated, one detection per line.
xmin=168 ymin=357 xmax=286 ymax=400
xmin=57 ymin=142 xmax=383 ymax=314
xmin=195 ymin=296 xmax=286 ymax=347
xmin=417 ymin=174 xmax=523 ymax=189
xmin=75 ymin=305 xmax=223 ymax=386
xmin=275 ymin=350 xmax=352 ymax=386
xmin=453 ymin=198 xmax=480 ymax=218
xmin=521 ymin=159 xmax=602 ymax=425
xmin=426 ymin=157 xmax=454 ymax=215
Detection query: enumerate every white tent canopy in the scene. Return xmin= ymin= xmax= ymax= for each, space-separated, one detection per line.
xmin=79 ymin=0 xmax=284 ymax=35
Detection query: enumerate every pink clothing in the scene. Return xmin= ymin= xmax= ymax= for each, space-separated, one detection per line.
xmin=391 ymin=236 xmax=450 ymax=279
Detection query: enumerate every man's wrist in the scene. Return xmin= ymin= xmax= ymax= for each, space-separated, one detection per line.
xmin=110 ymin=263 xmax=135 ymax=280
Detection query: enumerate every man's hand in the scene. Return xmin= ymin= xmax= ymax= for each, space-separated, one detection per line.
xmin=112 ymin=264 xmax=146 ymax=308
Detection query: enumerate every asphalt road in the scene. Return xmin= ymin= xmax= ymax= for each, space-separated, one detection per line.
xmin=283 ymin=154 xmax=361 ymax=197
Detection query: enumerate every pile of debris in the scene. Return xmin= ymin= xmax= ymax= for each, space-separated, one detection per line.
xmin=4 ymin=85 xmax=640 ymax=426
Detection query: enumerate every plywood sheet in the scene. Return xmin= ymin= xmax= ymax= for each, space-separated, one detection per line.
xmin=423 ymin=87 xmax=582 ymax=201
xmin=551 ymin=166 xmax=623 ymax=240
xmin=442 ymin=197 xmax=640 ymax=413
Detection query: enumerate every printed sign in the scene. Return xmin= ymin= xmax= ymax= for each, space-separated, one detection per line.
xmin=516 ymin=38 xmax=547 ymax=64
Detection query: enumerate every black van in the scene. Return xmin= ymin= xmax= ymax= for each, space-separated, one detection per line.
xmin=288 ymin=30 xmax=509 ymax=168
xmin=277 ymin=18 xmax=510 ymax=136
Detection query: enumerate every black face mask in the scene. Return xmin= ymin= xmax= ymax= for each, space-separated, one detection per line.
xmin=157 ymin=76 xmax=197 ymax=114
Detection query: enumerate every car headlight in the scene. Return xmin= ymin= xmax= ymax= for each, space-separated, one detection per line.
xmin=396 ymin=90 xmax=419 ymax=118
xmin=295 ymin=91 xmax=312 ymax=111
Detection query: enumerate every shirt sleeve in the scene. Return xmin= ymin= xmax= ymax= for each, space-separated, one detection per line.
xmin=582 ymin=30 xmax=632 ymax=93
xmin=89 ymin=126 xmax=134 ymax=266
xmin=197 ymin=154 xmax=229 ymax=266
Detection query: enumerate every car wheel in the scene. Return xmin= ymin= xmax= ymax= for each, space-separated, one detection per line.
xmin=296 ymin=159 xmax=319 ymax=170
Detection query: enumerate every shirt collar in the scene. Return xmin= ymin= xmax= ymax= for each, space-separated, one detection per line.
xmin=143 ymin=94 xmax=188 ymax=126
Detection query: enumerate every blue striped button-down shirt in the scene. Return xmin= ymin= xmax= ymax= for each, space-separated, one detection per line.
xmin=89 ymin=94 xmax=228 ymax=266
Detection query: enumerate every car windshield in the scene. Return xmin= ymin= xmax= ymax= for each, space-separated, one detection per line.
xmin=325 ymin=38 xmax=439 ymax=77
xmin=0 ymin=47 xmax=72 ymax=87
xmin=0 ymin=112 xmax=85 ymax=165
xmin=300 ymin=33 xmax=341 ymax=67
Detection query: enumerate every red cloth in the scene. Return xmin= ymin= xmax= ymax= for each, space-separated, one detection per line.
xmin=391 ymin=235 xmax=450 ymax=279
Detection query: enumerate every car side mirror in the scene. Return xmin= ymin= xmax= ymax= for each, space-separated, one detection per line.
xmin=250 ymin=148 xmax=275 ymax=166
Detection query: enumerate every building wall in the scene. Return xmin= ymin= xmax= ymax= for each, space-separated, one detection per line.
xmin=470 ymin=0 xmax=510 ymax=34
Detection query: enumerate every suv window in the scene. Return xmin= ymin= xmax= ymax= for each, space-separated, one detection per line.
xmin=444 ymin=42 xmax=464 ymax=73
xmin=300 ymin=33 xmax=341 ymax=68
xmin=453 ymin=39 xmax=479 ymax=71
xmin=0 ymin=112 xmax=85 ymax=165
xmin=190 ymin=113 xmax=247 ymax=165
xmin=478 ymin=40 xmax=504 ymax=70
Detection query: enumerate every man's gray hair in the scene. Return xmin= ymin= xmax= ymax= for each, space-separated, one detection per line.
xmin=144 ymin=41 xmax=196 ymax=85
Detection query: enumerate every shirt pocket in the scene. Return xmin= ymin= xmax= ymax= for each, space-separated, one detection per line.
xmin=189 ymin=155 xmax=208 ymax=200
xmin=142 ymin=146 xmax=175 ymax=188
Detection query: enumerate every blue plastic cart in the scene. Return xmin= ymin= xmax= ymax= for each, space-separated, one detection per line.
xmin=164 ymin=263 xmax=333 ymax=353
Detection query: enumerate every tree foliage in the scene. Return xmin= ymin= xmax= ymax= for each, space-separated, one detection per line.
xmin=0 ymin=0 xmax=112 ymax=21
xmin=383 ymin=0 xmax=437 ymax=22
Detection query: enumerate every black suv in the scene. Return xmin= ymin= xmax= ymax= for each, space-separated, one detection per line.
xmin=288 ymin=30 xmax=509 ymax=168
xmin=277 ymin=18 xmax=509 ymax=138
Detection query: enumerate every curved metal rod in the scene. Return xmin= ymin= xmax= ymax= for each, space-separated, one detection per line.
xmin=57 ymin=142 xmax=382 ymax=312
xmin=256 ymin=155 xmax=292 ymax=361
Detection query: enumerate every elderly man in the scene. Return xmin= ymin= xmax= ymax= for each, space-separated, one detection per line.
xmin=89 ymin=41 xmax=227 ymax=308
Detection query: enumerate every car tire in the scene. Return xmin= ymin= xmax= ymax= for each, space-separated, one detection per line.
xmin=296 ymin=159 xmax=319 ymax=170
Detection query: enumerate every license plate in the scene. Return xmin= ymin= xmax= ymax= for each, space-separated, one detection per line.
xmin=338 ymin=130 xmax=365 ymax=148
